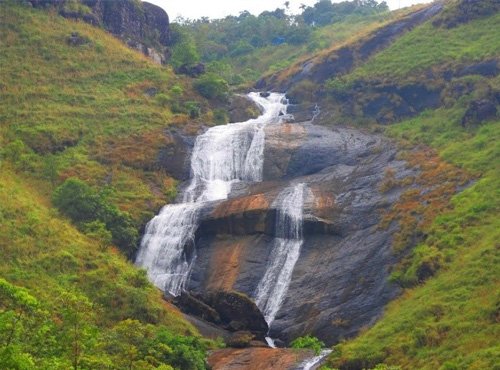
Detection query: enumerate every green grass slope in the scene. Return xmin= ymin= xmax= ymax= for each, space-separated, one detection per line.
xmin=0 ymin=2 xmax=216 ymax=369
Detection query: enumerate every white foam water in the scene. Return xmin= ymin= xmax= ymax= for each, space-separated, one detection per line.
xmin=299 ymin=349 xmax=333 ymax=370
xmin=255 ymin=183 xmax=308 ymax=326
xmin=136 ymin=92 xmax=288 ymax=296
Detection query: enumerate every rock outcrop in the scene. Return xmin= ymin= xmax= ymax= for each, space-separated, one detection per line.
xmin=462 ymin=98 xmax=498 ymax=126
xmin=208 ymin=348 xmax=313 ymax=370
xmin=29 ymin=0 xmax=171 ymax=64
xmin=164 ymin=121 xmax=423 ymax=345
xmin=174 ymin=290 xmax=268 ymax=341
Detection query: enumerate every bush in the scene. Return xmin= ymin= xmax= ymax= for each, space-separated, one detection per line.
xmin=185 ymin=101 xmax=201 ymax=119
xmin=193 ymin=73 xmax=229 ymax=101
xmin=52 ymin=178 xmax=101 ymax=223
xmin=53 ymin=178 xmax=138 ymax=256
xmin=290 ymin=335 xmax=325 ymax=355
xmin=213 ymin=108 xmax=229 ymax=124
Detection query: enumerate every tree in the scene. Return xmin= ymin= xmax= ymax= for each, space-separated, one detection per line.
xmin=52 ymin=178 xmax=139 ymax=256
xmin=58 ymin=292 xmax=95 ymax=370
xmin=169 ymin=24 xmax=200 ymax=69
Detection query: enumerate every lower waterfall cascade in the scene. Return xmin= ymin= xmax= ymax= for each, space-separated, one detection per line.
xmin=136 ymin=92 xmax=289 ymax=296
xmin=254 ymin=183 xmax=308 ymax=327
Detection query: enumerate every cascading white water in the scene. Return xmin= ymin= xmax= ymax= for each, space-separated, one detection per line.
xmin=184 ymin=92 xmax=288 ymax=202
xmin=136 ymin=92 xmax=288 ymax=296
xmin=255 ymin=183 xmax=307 ymax=327
xmin=299 ymin=349 xmax=333 ymax=370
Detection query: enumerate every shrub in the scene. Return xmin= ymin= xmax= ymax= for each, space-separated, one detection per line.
xmin=52 ymin=178 xmax=101 ymax=223
xmin=155 ymin=93 xmax=171 ymax=107
xmin=290 ymin=335 xmax=325 ymax=355
xmin=193 ymin=73 xmax=229 ymax=101
xmin=185 ymin=101 xmax=201 ymax=119
xmin=53 ymin=178 xmax=138 ymax=256
xmin=213 ymin=108 xmax=229 ymax=124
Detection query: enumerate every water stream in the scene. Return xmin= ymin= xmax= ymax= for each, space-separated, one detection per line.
xmin=255 ymin=183 xmax=307 ymax=326
xmin=136 ymin=92 xmax=288 ymax=296
xmin=298 ymin=349 xmax=333 ymax=370
xmin=254 ymin=183 xmax=308 ymax=348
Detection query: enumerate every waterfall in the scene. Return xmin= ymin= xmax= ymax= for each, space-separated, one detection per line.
xmin=136 ymin=92 xmax=288 ymax=296
xmin=255 ymin=183 xmax=308 ymax=327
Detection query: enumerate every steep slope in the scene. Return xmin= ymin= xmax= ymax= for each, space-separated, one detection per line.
xmin=0 ymin=2 xmax=215 ymax=368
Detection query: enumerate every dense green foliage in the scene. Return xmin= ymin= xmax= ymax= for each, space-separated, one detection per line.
xmin=290 ymin=335 xmax=325 ymax=355
xmin=301 ymin=0 xmax=388 ymax=26
xmin=175 ymin=0 xmax=390 ymax=86
xmin=193 ymin=73 xmax=229 ymax=100
xmin=52 ymin=178 xmax=139 ymax=256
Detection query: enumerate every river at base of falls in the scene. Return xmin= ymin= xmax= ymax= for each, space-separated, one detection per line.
xmin=135 ymin=92 xmax=289 ymax=296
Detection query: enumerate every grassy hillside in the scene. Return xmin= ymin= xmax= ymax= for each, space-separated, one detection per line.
xmin=0 ymin=2 xmax=215 ymax=368
xmin=0 ymin=1 xmax=214 ymax=226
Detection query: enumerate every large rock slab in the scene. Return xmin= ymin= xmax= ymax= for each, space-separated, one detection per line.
xmin=184 ymin=123 xmax=417 ymax=345
xmin=208 ymin=348 xmax=313 ymax=370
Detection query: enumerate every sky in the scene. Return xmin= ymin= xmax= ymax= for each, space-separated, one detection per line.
xmin=147 ymin=0 xmax=433 ymax=21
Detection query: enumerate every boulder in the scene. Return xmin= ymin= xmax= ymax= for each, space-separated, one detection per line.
xmin=66 ymin=32 xmax=90 ymax=46
xmin=205 ymin=290 xmax=269 ymax=339
xmin=177 ymin=63 xmax=206 ymax=77
xmin=461 ymin=98 xmax=498 ymax=126
xmin=228 ymin=95 xmax=261 ymax=122
xmin=174 ymin=292 xmax=221 ymax=324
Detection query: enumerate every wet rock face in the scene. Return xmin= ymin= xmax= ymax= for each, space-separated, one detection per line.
xmin=183 ymin=122 xmax=418 ymax=345
xmin=157 ymin=130 xmax=195 ymax=181
xmin=208 ymin=348 xmax=313 ymax=370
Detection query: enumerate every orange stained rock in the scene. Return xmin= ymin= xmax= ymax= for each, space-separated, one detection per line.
xmin=212 ymin=193 xmax=270 ymax=218
xmin=311 ymin=187 xmax=336 ymax=219
xmin=205 ymin=237 xmax=256 ymax=291
xmin=266 ymin=123 xmax=306 ymax=149
xmin=208 ymin=348 xmax=312 ymax=370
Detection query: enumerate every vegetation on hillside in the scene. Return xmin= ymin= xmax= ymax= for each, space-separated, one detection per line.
xmin=1 ymin=0 xmax=499 ymax=368
xmin=174 ymin=0 xmax=390 ymax=86
xmin=0 ymin=2 xmax=216 ymax=368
